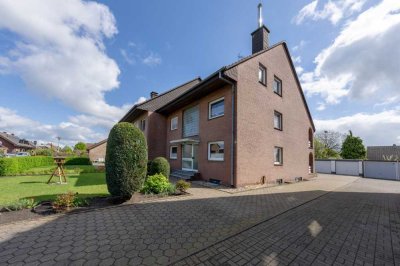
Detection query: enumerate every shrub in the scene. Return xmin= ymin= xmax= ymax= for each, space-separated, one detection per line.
xmin=176 ymin=180 xmax=191 ymax=193
xmin=65 ymin=157 xmax=92 ymax=166
xmin=74 ymin=142 xmax=87 ymax=151
xmin=141 ymin=174 xmax=171 ymax=194
xmin=0 ymin=156 xmax=54 ymax=176
xmin=149 ymin=157 xmax=170 ymax=178
xmin=34 ymin=149 xmax=53 ymax=156
xmin=52 ymin=192 xmax=88 ymax=212
xmin=2 ymin=198 xmax=38 ymax=212
xmin=105 ymin=122 xmax=148 ymax=199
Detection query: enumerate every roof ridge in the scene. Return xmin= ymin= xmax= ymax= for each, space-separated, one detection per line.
xmin=136 ymin=77 xmax=201 ymax=108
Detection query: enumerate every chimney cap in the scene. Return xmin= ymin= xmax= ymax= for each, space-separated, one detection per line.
xmin=150 ymin=91 xmax=159 ymax=99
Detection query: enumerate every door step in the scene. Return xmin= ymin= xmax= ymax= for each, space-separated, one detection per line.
xmin=170 ymin=170 xmax=197 ymax=180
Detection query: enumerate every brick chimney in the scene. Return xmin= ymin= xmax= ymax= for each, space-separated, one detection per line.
xmin=251 ymin=3 xmax=270 ymax=54
xmin=150 ymin=91 xmax=158 ymax=99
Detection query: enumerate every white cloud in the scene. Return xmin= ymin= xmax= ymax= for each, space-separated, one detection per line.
xmin=295 ymin=66 xmax=304 ymax=75
xmin=0 ymin=107 xmax=105 ymax=146
xmin=294 ymin=0 xmax=366 ymax=25
xmin=301 ymin=0 xmax=400 ymax=107
xmin=315 ymin=108 xmax=400 ymax=145
xmin=142 ymin=52 xmax=162 ymax=67
xmin=292 ymin=40 xmax=307 ymax=52
xmin=134 ymin=96 xmax=147 ymax=105
xmin=316 ymin=102 xmax=326 ymax=111
xmin=0 ymin=0 xmax=129 ymax=121
xmin=120 ymin=48 xmax=135 ymax=65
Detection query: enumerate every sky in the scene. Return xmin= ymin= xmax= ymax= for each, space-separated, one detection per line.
xmin=0 ymin=0 xmax=399 ymax=147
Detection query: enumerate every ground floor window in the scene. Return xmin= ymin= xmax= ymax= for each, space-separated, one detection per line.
xmin=208 ymin=141 xmax=224 ymax=161
xmin=170 ymin=146 xmax=178 ymax=159
xmin=274 ymin=146 xmax=283 ymax=165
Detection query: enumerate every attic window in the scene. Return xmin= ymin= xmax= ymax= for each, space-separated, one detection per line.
xmin=259 ymin=64 xmax=266 ymax=85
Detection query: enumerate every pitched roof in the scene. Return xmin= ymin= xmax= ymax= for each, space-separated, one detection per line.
xmin=367 ymin=146 xmax=400 ymax=161
xmin=87 ymin=139 xmax=107 ymax=150
xmin=157 ymin=42 xmax=315 ymax=131
xmin=0 ymin=132 xmax=35 ymax=148
xmin=120 ymin=77 xmax=201 ymax=122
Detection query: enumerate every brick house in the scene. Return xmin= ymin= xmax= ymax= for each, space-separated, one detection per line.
xmin=0 ymin=132 xmax=35 ymax=153
xmin=120 ymin=5 xmax=315 ymax=187
xmin=87 ymin=139 xmax=107 ymax=163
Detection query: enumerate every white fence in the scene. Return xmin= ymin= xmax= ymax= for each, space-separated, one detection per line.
xmin=316 ymin=159 xmax=400 ymax=181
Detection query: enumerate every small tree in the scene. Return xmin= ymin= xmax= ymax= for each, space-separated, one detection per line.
xmin=341 ymin=131 xmax=366 ymax=159
xmin=74 ymin=142 xmax=87 ymax=151
xmin=105 ymin=122 xmax=148 ymax=199
xmin=149 ymin=157 xmax=170 ymax=178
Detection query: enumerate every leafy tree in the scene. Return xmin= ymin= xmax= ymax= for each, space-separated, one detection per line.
xmin=105 ymin=122 xmax=148 ymax=199
xmin=74 ymin=142 xmax=87 ymax=151
xmin=341 ymin=131 xmax=366 ymax=159
xmin=62 ymin=146 xmax=73 ymax=154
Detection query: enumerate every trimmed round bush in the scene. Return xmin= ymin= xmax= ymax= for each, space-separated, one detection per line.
xmin=149 ymin=157 xmax=170 ymax=178
xmin=141 ymin=174 xmax=170 ymax=194
xmin=105 ymin=122 xmax=148 ymax=199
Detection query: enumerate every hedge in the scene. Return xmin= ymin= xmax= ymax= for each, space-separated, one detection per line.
xmin=0 ymin=156 xmax=92 ymax=176
xmin=64 ymin=157 xmax=91 ymax=166
xmin=0 ymin=156 xmax=54 ymax=176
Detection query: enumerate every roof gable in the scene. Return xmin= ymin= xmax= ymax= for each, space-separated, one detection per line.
xmin=225 ymin=42 xmax=315 ymax=131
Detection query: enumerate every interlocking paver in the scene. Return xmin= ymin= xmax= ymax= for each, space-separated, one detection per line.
xmin=176 ymin=177 xmax=400 ymax=265
xmin=1 ymin=175 xmax=399 ymax=265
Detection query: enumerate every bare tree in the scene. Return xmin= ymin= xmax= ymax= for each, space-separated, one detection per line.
xmin=315 ymin=130 xmax=345 ymax=152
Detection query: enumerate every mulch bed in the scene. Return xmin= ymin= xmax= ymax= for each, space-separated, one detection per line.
xmin=0 ymin=192 xmax=188 ymax=226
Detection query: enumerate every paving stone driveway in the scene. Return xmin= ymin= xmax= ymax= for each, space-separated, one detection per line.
xmin=0 ymin=175 xmax=399 ymax=265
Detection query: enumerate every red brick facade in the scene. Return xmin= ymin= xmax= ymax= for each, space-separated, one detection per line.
xmin=126 ymin=42 xmax=315 ymax=187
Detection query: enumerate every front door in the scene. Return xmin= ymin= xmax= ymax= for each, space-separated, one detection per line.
xmin=182 ymin=144 xmax=198 ymax=171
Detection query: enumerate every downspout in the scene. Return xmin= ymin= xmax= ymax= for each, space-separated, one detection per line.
xmin=219 ymin=70 xmax=236 ymax=187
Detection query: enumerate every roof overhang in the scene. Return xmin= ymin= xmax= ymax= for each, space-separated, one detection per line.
xmin=157 ymin=69 xmax=233 ymax=115
xmin=170 ymin=138 xmax=200 ymax=144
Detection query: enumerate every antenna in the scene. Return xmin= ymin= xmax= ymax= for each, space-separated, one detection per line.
xmin=258 ymin=3 xmax=263 ymax=28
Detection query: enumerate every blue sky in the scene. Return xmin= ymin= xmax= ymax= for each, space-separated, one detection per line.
xmin=0 ymin=0 xmax=399 ymax=146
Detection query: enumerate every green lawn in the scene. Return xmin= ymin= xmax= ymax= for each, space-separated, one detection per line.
xmin=19 ymin=165 xmax=98 ymax=175
xmin=0 ymin=172 xmax=109 ymax=206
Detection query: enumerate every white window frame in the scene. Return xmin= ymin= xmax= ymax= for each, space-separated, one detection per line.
xmin=171 ymin=116 xmax=178 ymax=130
xmin=170 ymin=146 xmax=178 ymax=159
xmin=208 ymin=97 xmax=225 ymax=120
xmin=259 ymin=64 xmax=266 ymax=85
xmin=274 ymin=146 xmax=283 ymax=165
xmin=208 ymin=141 xmax=224 ymax=161
xmin=274 ymin=111 xmax=282 ymax=130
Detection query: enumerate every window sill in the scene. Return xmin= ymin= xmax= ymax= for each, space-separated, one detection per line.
xmin=274 ymin=163 xmax=283 ymax=166
xmin=259 ymin=81 xmax=267 ymax=87
xmin=170 ymin=157 xmax=177 ymax=160
xmin=208 ymin=114 xmax=224 ymax=120
xmin=274 ymin=127 xmax=283 ymax=131
xmin=208 ymin=159 xmax=224 ymax=162
xmin=273 ymin=91 xmax=282 ymax=97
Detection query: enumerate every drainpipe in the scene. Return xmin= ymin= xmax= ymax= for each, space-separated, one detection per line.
xmin=218 ymin=70 xmax=236 ymax=187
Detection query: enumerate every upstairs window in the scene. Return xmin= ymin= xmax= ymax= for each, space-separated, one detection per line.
xmin=183 ymin=105 xmax=199 ymax=137
xmin=274 ymin=147 xmax=283 ymax=165
xmin=274 ymin=111 xmax=283 ymax=130
xmin=209 ymin=98 xmax=225 ymax=119
xmin=171 ymin=116 xmax=178 ymax=130
xmin=273 ymin=76 xmax=282 ymax=96
xmin=308 ymin=128 xmax=313 ymax=148
xmin=259 ymin=64 xmax=266 ymax=85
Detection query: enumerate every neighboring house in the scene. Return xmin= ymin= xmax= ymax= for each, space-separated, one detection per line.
xmin=0 ymin=132 xmax=35 ymax=153
xmin=87 ymin=139 xmax=107 ymax=163
xmin=367 ymin=145 xmax=400 ymax=161
xmin=120 ymin=5 xmax=315 ymax=187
